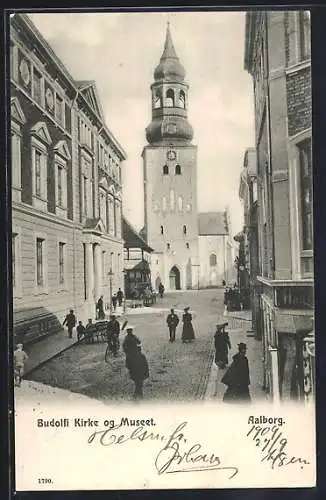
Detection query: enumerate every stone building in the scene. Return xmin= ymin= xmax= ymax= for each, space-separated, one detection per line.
xmin=198 ymin=210 xmax=235 ymax=288
xmin=11 ymin=14 xmax=126 ymax=343
xmin=142 ymin=23 xmax=234 ymax=291
xmin=244 ymin=11 xmax=314 ymax=403
xmin=238 ymin=148 xmax=260 ymax=331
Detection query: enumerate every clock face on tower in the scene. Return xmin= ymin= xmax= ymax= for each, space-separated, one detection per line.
xmin=167 ymin=150 xmax=176 ymax=161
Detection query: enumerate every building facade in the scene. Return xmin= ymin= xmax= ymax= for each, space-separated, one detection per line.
xmin=244 ymin=11 xmax=314 ymax=402
xmin=238 ymin=148 xmax=260 ymax=330
xmin=11 ymin=14 xmax=127 ymax=343
xmin=198 ymin=210 xmax=235 ymax=288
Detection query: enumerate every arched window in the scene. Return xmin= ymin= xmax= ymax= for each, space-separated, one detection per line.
xmin=183 ymin=225 xmax=187 ymax=235
xmin=210 ymin=253 xmax=217 ymax=266
xmin=160 ymin=225 xmax=164 ymax=235
xmin=167 ymin=243 xmax=170 ymax=250
xmin=154 ymin=95 xmax=161 ymax=109
xmin=175 ymin=164 xmax=181 ymax=175
xmin=186 ymin=243 xmax=189 ymax=249
xmin=166 ymin=88 xmax=174 ymax=107
xmin=163 ymin=164 xmax=169 ymax=175
xmin=178 ymin=90 xmax=186 ymax=108
xmin=170 ymin=189 xmax=175 ymax=211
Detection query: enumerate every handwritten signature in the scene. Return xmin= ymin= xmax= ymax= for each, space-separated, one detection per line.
xmin=88 ymin=421 xmax=238 ymax=478
xmin=247 ymin=424 xmax=310 ymax=470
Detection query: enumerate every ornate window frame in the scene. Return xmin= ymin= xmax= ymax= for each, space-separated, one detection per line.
xmin=54 ymin=140 xmax=70 ymax=219
xmin=30 ymin=122 xmax=52 ymax=212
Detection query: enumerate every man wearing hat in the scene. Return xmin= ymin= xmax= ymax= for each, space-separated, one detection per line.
xmin=181 ymin=307 xmax=195 ymax=343
xmin=221 ymin=342 xmax=251 ymax=403
xmin=166 ymin=308 xmax=179 ymax=343
xmin=106 ymin=314 xmax=121 ymax=355
xmin=126 ymin=342 xmax=149 ymax=400
xmin=122 ymin=326 xmax=141 ymax=360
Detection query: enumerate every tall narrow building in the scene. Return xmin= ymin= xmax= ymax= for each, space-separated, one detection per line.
xmin=142 ymin=23 xmax=199 ymax=291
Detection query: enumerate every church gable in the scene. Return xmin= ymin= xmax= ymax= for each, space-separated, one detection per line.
xmin=53 ymin=140 xmax=71 ymax=160
xmin=30 ymin=121 xmax=52 ymax=145
xmin=80 ymin=83 xmax=104 ymax=121
xmin=11 ymin=97 xmax=26 ymax=125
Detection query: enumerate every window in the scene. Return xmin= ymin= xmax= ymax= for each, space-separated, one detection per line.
xmin=12 ymin=233 xmax=17 ymax=288
xmin=102 ymin=251 xmax=106 ymax=281
xmin=154 ymin=95 xmax=161 ymax=109
xmin=186 ymin=243 xmax=189 ymax=249
xmin=299 ymin=11 xmax=311 ymax=61
xmin=35 ymin=150 xmax=42 ymax=197
xmin=59 ymin=242 xmax=65 ymax=285
xmin=83 ymin=176 xmax=88 ymax=216
xmin=178 ymin=90 xmax=186 ymax=108
xmin=108 ymin=195 xmax=115 ymax=235
xmin=36 ymin=238 xmax=44 ymax=286
xmin=299 ymin=139 xmax=313 ymax=250
xmin=183 ymin=225 xmax=187 ymax=235
xmin=175 ymin=164 xmax=181 ymax=175
xmin=55 ymin=95 xmax=64 ymax=126
xmin=57 ymin=166 xmax=63 ymax=206
xmin=11 ymin=130 xmax=22 ymax=193
xmin=162 ymin=196 xmax=167 ymax=212
xmin=166 ymin=89 xmax=174 ymax=107
xmin=170 ymin=189 xmax=175 ymax=211
xmin=54 ymin=143 xmax=69 ymax=215
xmin=99 ymin=189 xmax=107 ymax=229
xmin=33 ymin=68 xmax=42 ymax=105
xmin=160 ymin=225 xmax=164 ymax=235
xmin=167 ymin=243 xmax=170 ymax=250
xmin=210 ymin=253 xmax=217 ymax=266
xmin=163 ymin=165 xmax=169 ymax=175
xmin=178 ymin=196 xmax=183 ymax=211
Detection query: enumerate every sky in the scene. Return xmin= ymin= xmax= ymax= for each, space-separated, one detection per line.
xmin=29 ymin=11 xmax=255 ymax=236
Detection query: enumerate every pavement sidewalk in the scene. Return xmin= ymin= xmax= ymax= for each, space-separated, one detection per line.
xmin=204 ymin=326 xmax=267 ymax=403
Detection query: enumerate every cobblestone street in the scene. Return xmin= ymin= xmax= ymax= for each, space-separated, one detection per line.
xmin=24 ymin=289 xmax=266 ymax=403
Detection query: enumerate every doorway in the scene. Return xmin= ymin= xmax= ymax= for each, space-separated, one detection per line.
xmin=155 ymin=276 xmax=161 ymax=291
xmin=169 ymin=266 xmax=181 ymax=290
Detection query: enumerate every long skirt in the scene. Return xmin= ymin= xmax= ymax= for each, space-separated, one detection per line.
xmin=214 ymin=348 xmax=229 ymax=368
xmin=182 ymin=323 xmax=195 ymax=341
xmin=222 ymin=385 xmax=251 ymax=403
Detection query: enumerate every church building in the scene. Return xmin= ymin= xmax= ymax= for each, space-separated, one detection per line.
xmin=142 ymin=23 xmax=234 ymax=291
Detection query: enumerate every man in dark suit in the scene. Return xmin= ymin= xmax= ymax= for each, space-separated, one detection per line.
xmin=166 ymin=308 xmax=179 ymax=342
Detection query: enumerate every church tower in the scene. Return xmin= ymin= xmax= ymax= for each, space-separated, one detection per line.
xmin=142 ymin=23 xmax=199 ymax=291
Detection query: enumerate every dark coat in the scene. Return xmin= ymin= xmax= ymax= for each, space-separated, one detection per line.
xmin=107 ymin=319 xmax=120 ymax=338
xmin=214 ymin=331 xmax=231 ymax=367
xmin=222 ymin=352 xmax=251 ymax=402
xmin=182 ymin=312 xmax=195 ymax=341
xmin=167 ymin=313 xmax=179 ymax=329
xmin=127 ymin=352 xmax=149 ymax=382
xmin=117 ymin=290 xmax=124 ymax=302
xmin=123 ymin=332 xmax=141 ymax=356
xmin=63 ymin=313 xmax=76 ymax=328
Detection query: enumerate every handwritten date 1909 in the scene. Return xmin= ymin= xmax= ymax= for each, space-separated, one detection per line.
xmin=88 ymin=421 xmax=239 ymax=478
xmin=247 ymin=424 xmax=310 ymax=470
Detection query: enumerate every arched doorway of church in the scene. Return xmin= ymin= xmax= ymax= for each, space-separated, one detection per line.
xmin=169 ymin=266 xmax=181 ymax=290
xmin=155 ymin=276 xmax=161 ymax=291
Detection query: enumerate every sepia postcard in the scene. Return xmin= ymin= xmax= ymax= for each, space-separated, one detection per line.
xmin=10 ymin=9 xmax=315 ymax=491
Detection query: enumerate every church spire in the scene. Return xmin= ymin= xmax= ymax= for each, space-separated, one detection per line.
xmin=154 ymin=22 xmax=186 ymax=82
xmin=160 ymin=21 xmax=178 ymax=60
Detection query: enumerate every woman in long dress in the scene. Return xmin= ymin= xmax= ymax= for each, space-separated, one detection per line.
xmin=182 ymin=307 xmax=195 ymax=343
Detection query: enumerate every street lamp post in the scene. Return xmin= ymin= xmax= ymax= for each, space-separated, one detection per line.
xmin=108 ymin=268 xmax=114 ymax=312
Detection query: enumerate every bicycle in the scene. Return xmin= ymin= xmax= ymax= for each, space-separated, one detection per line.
xmin=105 ymin=336 xmax=120 ymax=362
